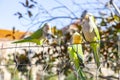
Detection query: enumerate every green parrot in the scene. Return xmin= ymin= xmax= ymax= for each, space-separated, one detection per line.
xmin=68 ymin=32 xmax=86 ymax=80
xmin=12 ymin=23 xmax=48 ymax=45
xmin=81 ymin=10 xmax=101 ymax=69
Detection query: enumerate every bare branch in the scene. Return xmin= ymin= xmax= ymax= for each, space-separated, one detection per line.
xmin=32 ymin=16 xmax=78 ymax=29
xmin=54 ymin=0 xmax=78 ymax=17
xmin=51 ymin=6 xmax=65 ymax=11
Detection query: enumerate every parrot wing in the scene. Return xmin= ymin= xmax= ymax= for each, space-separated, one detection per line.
xmin=30 ymin=26 xmax=44 ymax=39
xmin=89 ymin=16 xmax=100 ymax=41
xmin=90 ymin=43 xmax=100 ymax=69
xmin=93 ymin=26 xmax=100 ymax=41
xmin=29 ymin=23 xmax=47 ymax=39
xmin=13 ymin=37 xmax=44 ymax=45
xmin=71 ymin=44 xmax=84 ymax=63
xmin=12 ymin=24 xmax=46 ymax=45
xmin=88 ymin=16 xmax=101 ymax=69
xmin=68 ymin=44 xmax=86 ymax=79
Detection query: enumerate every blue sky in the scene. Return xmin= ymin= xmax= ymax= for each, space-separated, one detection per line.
xmin=0 ymin=0 xmax=26 ymax=31
xmin=0 ymin=0 xmax=119 ymax=32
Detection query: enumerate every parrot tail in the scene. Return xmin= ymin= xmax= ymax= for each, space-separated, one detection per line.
xmin=74 ymin=62 xmax=87 ymax=80
xmin=68 ymin=44 xmax=87 ymax=80
xmin=90 ymin=43 xmax=101 ymax=69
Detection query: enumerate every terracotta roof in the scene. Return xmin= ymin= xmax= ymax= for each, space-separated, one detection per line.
xmin=0 ymin=29 xmax=26 ymax=40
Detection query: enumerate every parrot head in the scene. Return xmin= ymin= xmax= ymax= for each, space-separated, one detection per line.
xmin=80 ymin=10 xmax=95 ymax=24
xmin=43 ymin=23 xmax=52 ymax=34
xmin=81 ymin=10 xmax=88 ymax=19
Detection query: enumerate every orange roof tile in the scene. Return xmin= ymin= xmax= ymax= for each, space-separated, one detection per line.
xmin=0 ymin=29 xmax=26 ymax=40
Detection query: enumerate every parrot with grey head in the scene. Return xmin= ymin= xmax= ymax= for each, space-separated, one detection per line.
xmin=68 ymin=31 xmax=86 ymax=80
xmin=12 ymin=23 xmax=49 ymax=45
xmin=80 ymin=10 xmax=101 ymax=69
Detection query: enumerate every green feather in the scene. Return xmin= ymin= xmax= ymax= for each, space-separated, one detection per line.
xmin=90 ymin=43 xmax=100 ymax=68
xmin=91 ymin=16 xmax=100 ymax=40
xmin=68 ymin=44 xmax=86 ymax=80
xmin=12 ymin=24 xmax=46 ymax=45
xmin=30 ymin=26 xmax=44 ymax=39
xmin=89 ymin=15 xmax=101 ymax=69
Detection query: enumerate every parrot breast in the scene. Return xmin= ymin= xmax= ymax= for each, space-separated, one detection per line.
xmin=82 ymin=20 xmax=96 ymax=42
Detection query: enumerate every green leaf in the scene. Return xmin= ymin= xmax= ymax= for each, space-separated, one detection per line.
xmin=100 ymin=19 xmax=107 ymax=26
xmin=114 ymin=15 xmax=120 ymax=22
xmin=13 ymin=39 xmax=44 ymax=45
xmin=68 ymin=44 xmax=86 ymax=80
